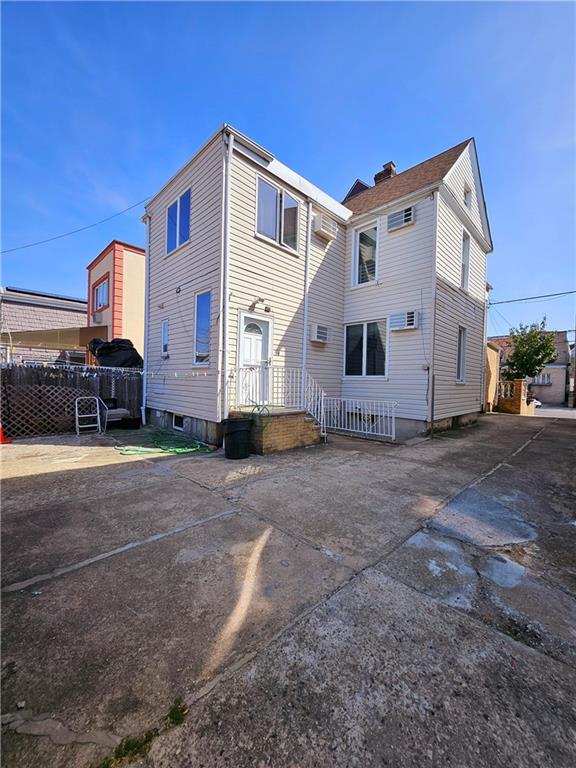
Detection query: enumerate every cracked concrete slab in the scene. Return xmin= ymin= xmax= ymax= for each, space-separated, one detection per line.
xmin=1 ymin=477 xmax=234 ymax=587
xmin=143 ymin=570 xmax=576 ymax=768
xmin=2 ymin=415 xmax=574 ymax=768
xmin=377 ymin=530 xmax=576 ymax=666
xmin=2 ymin=512 xmax=351 ymax=767
xmin=429 ymin=488 xmax=538 ymax=546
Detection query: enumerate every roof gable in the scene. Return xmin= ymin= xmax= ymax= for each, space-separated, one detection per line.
xmin=342 ymin=139 xmax=472 ymax=216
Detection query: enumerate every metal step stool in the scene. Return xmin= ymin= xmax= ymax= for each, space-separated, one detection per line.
xmin=75 ymin=396 xmax=104 ymax=436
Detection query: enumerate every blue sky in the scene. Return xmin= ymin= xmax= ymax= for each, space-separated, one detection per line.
xmin=2 ymin=1 xmax=575 ymax=337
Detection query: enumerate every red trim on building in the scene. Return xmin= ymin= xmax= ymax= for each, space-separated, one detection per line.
xmin=112 ymin=243 xmax=124 ymax=339
xmin=86 ymin=240 xmax=144 ymax=272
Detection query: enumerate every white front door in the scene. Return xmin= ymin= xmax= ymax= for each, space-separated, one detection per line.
xmin=239 ymin=317 xmax=270 ymax=405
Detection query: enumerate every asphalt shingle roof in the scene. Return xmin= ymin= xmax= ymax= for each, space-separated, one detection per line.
xmin=343 ymin=139 xmax=472 ymax=216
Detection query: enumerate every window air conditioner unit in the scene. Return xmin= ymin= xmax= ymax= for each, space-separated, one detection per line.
xmin=310 ymin=323 xmax=330 ymax=343
xmin=390 ymin=310 xmax=419 ymax=331
xmin=313 ymin=214 xmax=338 ymax=242
xmin=93 ymin=312 xmax=103 ymax=325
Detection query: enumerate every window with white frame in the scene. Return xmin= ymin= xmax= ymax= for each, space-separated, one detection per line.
xmin=461 ymin=232 xmax=470 ymax=290
xmin=456 ymin=326 xmax=467 ymax=382
xmin=533 ymin=372 xmax=551 ymax=385
xmin=345 ymin=319 xmax=387 ymax=376
xmin=173 ymin=414 xmax=184 ymax=431
xmin=166 ymin=189 xmax=191 ymax=254
xmin=256 ymin=178 xmax=299 ymax=252
xmin=93 ymin=278 xmax=109 ymax=310
xmin=161 ymin=319 xmax=169 ymax=356
xmin=354 ymin=224 xmax=378 ymax=285
xmin=194 ymin=290 xmax=211 ymax=365
xmin=464 ymin=185 xmax=472 ymax=208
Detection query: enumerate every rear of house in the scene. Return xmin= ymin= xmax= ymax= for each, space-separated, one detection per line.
xmin=142 ymin=125 xmax=492 ymax=444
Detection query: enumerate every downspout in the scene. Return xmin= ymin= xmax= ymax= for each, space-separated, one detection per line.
xmin=300 ymin=200 xmax=312 ymax=407
xmin=140 ymin=212 xmax=151 ymax=425
xmin=429 ymin=189 xmax=439 ymax=435
xmin=221 ymin=131 xmax=234 ymax=421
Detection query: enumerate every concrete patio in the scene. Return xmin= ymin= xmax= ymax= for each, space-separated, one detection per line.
xmin=1 ymin=413 xmax=575 ymax=767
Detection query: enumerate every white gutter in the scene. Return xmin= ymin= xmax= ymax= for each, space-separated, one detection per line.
xmin=140 ymin=213 xmax=151 ymax=424
xmin=300 ymin=201 xmax=313 ymax=406
xmin=221 ymin=131 xmax=234 ymax=420
xmin=428 ymin=190 xmax=439 ymax=433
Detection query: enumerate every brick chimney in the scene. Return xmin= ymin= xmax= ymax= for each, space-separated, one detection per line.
xmin=374 ymin=162 xmax=396 ymax=185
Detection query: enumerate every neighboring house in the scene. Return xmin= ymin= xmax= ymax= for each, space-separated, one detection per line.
xmin=142 ymin=125 xmax=492 ymax=443
xmin=87 ymin=240 xmax=146 ymax=355
xmin=485 ymin=340 xmax=501 ymax=412
xmin=489 ymin=331 xmax=571 ymax=406
xmin=0 ymin=286 xmax=87 ymax=363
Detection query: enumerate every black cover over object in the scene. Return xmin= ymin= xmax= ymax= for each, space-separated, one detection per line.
xmin=88 ymin=338 xmax=144 ymax=368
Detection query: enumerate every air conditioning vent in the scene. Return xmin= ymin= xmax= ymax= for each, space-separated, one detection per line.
xmin=387 ymin=207 xmax=414 ymax=232
xmin=310 ymin=323 xmax=331 ymax=343
xmin=313 ymin=214 xmax=338 ymax=241
xmin=390 ymin=310 xmax=419 ymax=331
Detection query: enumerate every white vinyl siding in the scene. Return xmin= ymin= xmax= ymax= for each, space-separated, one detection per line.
xmin=228 ymin=151 xmax=347 ymax=397
xmin=146 ymin=134 xmax=223 ymax=422
xmin=444 ymin=143 xmax=483 ymax=232
xmin=461 ymin=232 xmax=470 ymax=290
xmin=433 ymin=278 xmax=485 ymax=419
xmin=436 ymin=194 xmax=486 ymax=302
xmin=343 ymin=194 xmax=436 ymax=421
xmin=306 ymin=219 xmax=346 ymax=396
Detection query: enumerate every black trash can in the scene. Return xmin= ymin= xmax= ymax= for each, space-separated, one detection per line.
xmin=223 ymin=417 xmax=252 ymax=460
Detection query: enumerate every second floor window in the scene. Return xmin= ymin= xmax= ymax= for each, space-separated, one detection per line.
xmin=461 ymin=233 xmax=470 ymax=290
xmin=166 ymin=189 xmax=191 ymax=254
xmin=256 ymin=178 xmax=298 ymax=252
xmin=93 ymin=278 xmax=109 ymax=310
xmin=354 ymin=224 xmax=378 ymax=285
xmin=194 ymin=290 xmax=211 ymax=365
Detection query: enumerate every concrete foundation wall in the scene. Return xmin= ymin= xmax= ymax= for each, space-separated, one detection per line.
xmin=146 ymin=408 xmax=222 ymax=446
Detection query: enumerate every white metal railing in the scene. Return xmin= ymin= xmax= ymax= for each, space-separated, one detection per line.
xmin=228 ymin=367 xmax=398 ymax=441
xmin=323 ymin=397 xmax=397 ymax=440
xmin=228 ymin=366 xmax=325 ymax=434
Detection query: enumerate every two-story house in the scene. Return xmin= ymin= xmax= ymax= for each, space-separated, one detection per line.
xmin=142 ymin=125 xmax=492 ymax=444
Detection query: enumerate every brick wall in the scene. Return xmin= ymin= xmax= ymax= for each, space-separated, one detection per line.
xmin=230 ymin=410 xmax=321 ymax=454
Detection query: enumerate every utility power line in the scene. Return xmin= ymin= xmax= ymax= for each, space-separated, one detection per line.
xmin=1 ymin=198 xmax=149 ymax=254
xmin=489 ymin=290 xmax=576 ymax=306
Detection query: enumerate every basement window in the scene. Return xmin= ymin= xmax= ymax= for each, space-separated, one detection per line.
xmin=172 ymin=414 xmax=185 ymax=431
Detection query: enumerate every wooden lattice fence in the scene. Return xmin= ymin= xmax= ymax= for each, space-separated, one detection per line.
xmin=0 ymin=364 xmax=143 ymax=438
